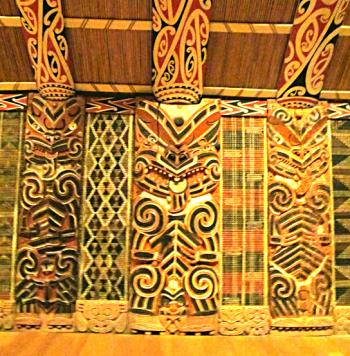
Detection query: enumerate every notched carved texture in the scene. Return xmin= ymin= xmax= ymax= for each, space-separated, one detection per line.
xmin=152 ymin=0 xmax=211 ymax=104
xmin=267 ymin=100 xmax=334 ymax=334
xmin=218 ymin=306 xmax=270 ymax=336
xmin=16 ymin=0 xmax=75 ymax=99
xmin=15 ymin=94 xmax=85 ymax=330
xmin=130 ymin=99 xmax=221 ymax=334
xmin=334 ymin=307 xmax=350 ymax=334
xmin=75 ymin=301 xmax=128 ymax=333
xmin=0 ymin=301 xmax=15 ymax=330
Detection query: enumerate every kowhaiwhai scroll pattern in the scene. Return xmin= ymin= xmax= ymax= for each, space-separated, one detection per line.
xmin=267 ymin=100 xmax=334 ymax=333
xmin=130 ymin=99 xmax=221 ymax=334
xmin=152 ymin=0 xmax=211 ymax=104
xmin=16 ymin=94 xmax=84 ymax=329
xmin=16 ymin=0 xmax=75 ymax=99
xmin=277 ymin=0 xmax=350 ymax=98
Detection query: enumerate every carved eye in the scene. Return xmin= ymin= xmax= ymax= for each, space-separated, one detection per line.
xmin=69 ymin=122 xmax=77 ymax=131
xmin=179 ymin=153 xmax=187 ymax=163
xmin=167 ymin=152 xmax=176 ymax=162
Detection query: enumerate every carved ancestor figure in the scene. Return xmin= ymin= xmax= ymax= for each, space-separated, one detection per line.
xmin=16 ymin=94 xmax=84 ymax=329
xmin=268 ymin=100 xmax=334 ymax=333
xmin=130 ymin=99 xmax=221 ymax=334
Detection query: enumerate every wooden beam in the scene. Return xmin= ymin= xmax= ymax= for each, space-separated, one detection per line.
xmin=2 ymin=16 xmax=350 ymax=36
xmin=277 ymin=0 xmax=350 ymax=98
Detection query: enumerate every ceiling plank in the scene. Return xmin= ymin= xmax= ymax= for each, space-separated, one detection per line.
xmin=211 ymin=0 xmax=297 ymax=23
xmin=205 ymin=33 xmax=289 ymax=89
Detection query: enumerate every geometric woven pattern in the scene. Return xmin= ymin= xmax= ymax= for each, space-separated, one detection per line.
xmin=0 ymin=112 xmax=22 ymax=299
xmin=79 ymin=113 xmax=132 ymax=300
xmin=332 ymin=120 xmax=350 ymax=305
xmin=222 ymin=117 xmax=265 ymax=306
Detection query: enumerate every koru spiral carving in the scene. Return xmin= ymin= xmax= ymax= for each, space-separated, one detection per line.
xmin=130 ymin=99 xmax=221 ymax=334
xmin=267 ymin=100 xmax=334 ymax=329
xmin=16 ymin=94 xmax=84 ymax=319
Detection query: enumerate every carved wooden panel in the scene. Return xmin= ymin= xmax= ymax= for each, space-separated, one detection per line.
xmin=152 ymin=0 xmax=211 ymax=104
xmin=218 ymin=306 xmax=270 ymax=336
xmin=129 ymin=99 xmax=220 ymax=334
xmin=267 ymin=100 xmax=334 ymax=334
xmin=16 ymin=94 xmax=84 ymax=330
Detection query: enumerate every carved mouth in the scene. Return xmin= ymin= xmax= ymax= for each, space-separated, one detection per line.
xmin=148 ymin=165 xmax=206 ymax=180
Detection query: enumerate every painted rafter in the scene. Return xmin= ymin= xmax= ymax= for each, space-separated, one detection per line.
xmin=277 ymin=0 xmax=350 ymax=99
xmin=16 ymin=0 xmax=75 ymax=100
xmin=151 ymin=0 xmax=212 ymax=104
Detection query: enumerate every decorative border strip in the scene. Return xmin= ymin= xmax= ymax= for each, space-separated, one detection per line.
xmin=86 ymin=97 xmax=138 ymax=114
xmin=1 ymin=16 xmax=350 ymax=36
xmin=218 ymin=306 xmax=271 ymax=336
xmin=0 ymin=300 xmax=15 ymax=330
xmin=334 ymin=306 xmax=350 ymax=334
xmin=0 ymin=94 xmax=27 ymax=111
xmin=2 ymin=93 xmax=350 ymax=120
xmin=75 ymin=301 xmax=128 ymax=333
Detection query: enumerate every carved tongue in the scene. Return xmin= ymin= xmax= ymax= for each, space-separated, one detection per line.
xmin=169 ymin=178 xmax=187 ymax=193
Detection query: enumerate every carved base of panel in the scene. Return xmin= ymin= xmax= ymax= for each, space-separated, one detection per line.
xmin=218 ymin=306 xmax=270 ymax=336
xmin=15 ymin=313 xmax=74 ymax=331
xmin=271 ymin=317 xmax=334 ymax=335
xmin=153 ymin=85 xmax=201 ymax=104
xmin=129 ymin=313 xmax=217 ymax=335
xmin=75 ymin=301 xmax=128 ymax=334
xmin=334 ymin=307 xmax=350 ymax=335
xmin=0 ymin=300 xmax=15 ymax=330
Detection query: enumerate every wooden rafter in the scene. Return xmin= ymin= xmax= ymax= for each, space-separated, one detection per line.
xmin=277 ymin=0 xmax=350 ymax=99
xmin=15 ymin=0 xmax=75 ymax=99
xmin=151 ymin=0 xmax=212 ymax=104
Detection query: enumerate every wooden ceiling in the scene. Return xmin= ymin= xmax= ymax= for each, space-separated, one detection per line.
xmin=0 ymin=0 xmax=349 ymax=96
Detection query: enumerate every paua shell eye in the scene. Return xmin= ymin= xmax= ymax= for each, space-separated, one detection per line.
xmin=69 ymin=122 xmax=77 ymax=131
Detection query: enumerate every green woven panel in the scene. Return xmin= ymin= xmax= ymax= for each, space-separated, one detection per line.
xmin=332 ymin=120 xmax=350 ymax=305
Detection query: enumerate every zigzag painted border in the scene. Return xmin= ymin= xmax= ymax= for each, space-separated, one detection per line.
xmin=329 ymin=103 xmax=350 ymax=120
xmin=1 ymin=94 xmax=350 ymax=119
xmin=0 ymin=94 xmax=27 ymax=111
xmin=86 ymin=97 xmax=138 ymax=114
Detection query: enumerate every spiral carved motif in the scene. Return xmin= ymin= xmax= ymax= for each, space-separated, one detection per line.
xmin=268 ymin=100 xmax=334 ymax=332
xmin=152 ymin=0 xmax=211 ymax=104
xmin=16 ymin=94 xmax=84 ymax=322
xmin=130 ymin=99 xmax=220 ymax=334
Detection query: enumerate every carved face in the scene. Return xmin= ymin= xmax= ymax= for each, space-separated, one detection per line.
xmin=25 ymin=95 xmax=84 ymax=178
xmin=134 ymin=100 xmax=220 ymax=212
